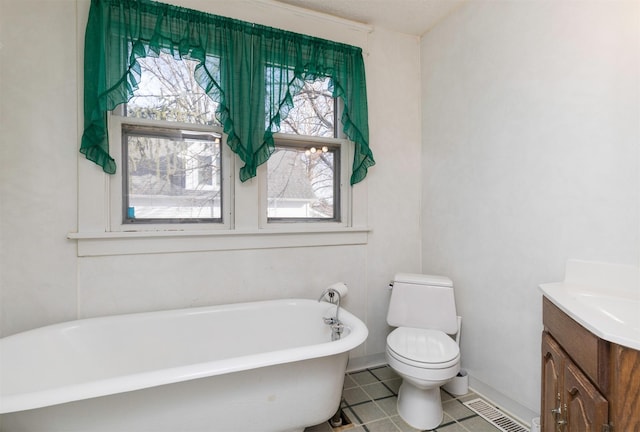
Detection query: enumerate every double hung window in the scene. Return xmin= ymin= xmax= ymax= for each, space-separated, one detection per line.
xmin=118 ymin=52 xmax=224 ymax=225
xmin=268 ymin=78 xmax=341 ymax=222
xmin=81 ymin=0 xmax=374 ymax=233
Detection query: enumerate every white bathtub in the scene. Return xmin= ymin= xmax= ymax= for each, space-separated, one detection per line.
xmin=0 ymin=299 xmax=367 ymax=432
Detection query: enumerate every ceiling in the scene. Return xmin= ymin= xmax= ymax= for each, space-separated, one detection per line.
xmin=272 ymin=0 xmax=466 ymax=36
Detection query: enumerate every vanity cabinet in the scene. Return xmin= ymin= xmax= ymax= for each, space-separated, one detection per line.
xmin=541 ymin=332 xmax=607 ymax=431
xmin=541 ymin=297 xmax=640 ymax=432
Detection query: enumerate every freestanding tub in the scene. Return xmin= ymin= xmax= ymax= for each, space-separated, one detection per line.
xmin=0 ymin=299 xmax=368 ymax=432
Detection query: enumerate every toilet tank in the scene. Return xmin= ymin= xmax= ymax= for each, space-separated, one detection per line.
xmin=387 ymin=273 xmax=458 ymax=334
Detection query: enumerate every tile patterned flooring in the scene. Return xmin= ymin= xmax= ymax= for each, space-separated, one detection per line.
xmin=305 ymin=366 xmax=508 ymax=432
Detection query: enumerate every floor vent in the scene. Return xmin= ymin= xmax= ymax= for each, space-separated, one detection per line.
xmin=463 ymin=398 xmax=528 ymax=432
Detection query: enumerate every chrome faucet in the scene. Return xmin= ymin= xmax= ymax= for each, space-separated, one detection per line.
xmin=318 ymin=288 xmax=344 ymax=341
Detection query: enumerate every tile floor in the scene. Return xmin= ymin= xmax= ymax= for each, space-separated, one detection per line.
xmin=304 ymin=366 xmax=510 ymax=432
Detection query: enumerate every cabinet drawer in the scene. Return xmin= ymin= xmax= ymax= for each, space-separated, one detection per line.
xmin=543 ymin=297 xmax=608 ymax=391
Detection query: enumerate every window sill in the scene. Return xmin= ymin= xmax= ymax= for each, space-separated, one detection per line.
xmin=67 ymin=227 xmax=370 ymax=257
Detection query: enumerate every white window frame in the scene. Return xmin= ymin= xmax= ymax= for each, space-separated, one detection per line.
xmin=71 ymin=112 xmax=368 ymax=256
xmin=108 ymin=114 xmax=233 ymax=232
xmin=69 ymin=0 xmax=371 ymax=257
xmin=72 ymin=49 xmax=368 ymax=255
xmin=259 ymin=133 xmax=351 ymax=229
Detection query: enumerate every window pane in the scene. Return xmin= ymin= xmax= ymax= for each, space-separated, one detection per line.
xmin=267 ymin=145 xmax=338 ymax=220
xmin=278 ymin=78 xmax=335 ymax=138
xmin=123 ymin=127 xmax=222 ymax=222
xmin=126 ymin=51 xmax=220 ymax=126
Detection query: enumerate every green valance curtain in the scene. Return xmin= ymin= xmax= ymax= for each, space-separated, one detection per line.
xmin=81 ymin=0 xmax=375 ymax=184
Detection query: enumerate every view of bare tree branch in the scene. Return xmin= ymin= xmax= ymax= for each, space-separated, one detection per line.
xmin=124 ymin=51 xmax=338 ymax=220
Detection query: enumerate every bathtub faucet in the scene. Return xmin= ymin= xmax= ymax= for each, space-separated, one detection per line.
xmin=318 ymin=288 xmax=344 ymax=341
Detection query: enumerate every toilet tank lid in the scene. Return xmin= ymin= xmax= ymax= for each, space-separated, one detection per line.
xmin=394 ymin=273 xmax=453 ymax=287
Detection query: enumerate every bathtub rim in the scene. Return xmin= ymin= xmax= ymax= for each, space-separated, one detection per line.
xmin=0 ymin=298 xmax=368 ymax=414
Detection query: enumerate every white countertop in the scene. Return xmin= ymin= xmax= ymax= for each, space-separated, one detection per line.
xmin=540 ymin=281 xmax=640 ymax=351
xmin=540 ymin=259 xmax=640 ymax=351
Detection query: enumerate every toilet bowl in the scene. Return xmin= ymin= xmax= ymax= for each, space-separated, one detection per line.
xmin=385 ymin=327 xmax=460 ymax=429
xmin=386 ymin=273 xmax=461 ymax=430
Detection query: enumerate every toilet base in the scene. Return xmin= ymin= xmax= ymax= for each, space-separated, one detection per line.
xmin=396 ymin=381 xmax=443 ymax=430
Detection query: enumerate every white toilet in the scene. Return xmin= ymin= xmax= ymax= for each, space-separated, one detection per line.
xmin=386 ymin=273 xmax=461 ymax=430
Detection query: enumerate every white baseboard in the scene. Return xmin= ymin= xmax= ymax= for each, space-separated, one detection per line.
xmin=469 ymin=376 xmax=538 ymax=428
xmin=346 ymin=352 xmax=386 ymax=372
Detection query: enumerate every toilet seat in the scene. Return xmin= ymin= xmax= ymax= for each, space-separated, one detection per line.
xmin=386 ymin=327 xmax=460 ymax=369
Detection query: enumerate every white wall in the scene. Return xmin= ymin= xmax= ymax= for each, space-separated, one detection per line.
xmin=0 ymin=0 xmax=423 ymax=369
xmin=421 ymin=0 xmax=639 ymax=421
xmin=0 ymin=0 xmax=79 ymax=333
xmin=363 ymin=27 xmax=423 ymax=358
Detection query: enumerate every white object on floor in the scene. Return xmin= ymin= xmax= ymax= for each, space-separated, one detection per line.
xmin=385 ymin=272 xmax=461 ymax=430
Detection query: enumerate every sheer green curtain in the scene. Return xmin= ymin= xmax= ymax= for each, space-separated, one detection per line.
xmin=82 ymin=0 xmax=374 ymax=184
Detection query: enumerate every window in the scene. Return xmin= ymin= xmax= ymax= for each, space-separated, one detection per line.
xmin=126 ymin=53 xmax=220 ymax=127
xmin=267 ymin=78 xmax=342 ymax=223
xmin=115 ymin=52 xmax=225 ymax=225
xmin=74 ymin=0 xmax=372 ymax=255
xmin=117 ymin=54 xmax=345 ymax=227
xmin=267 ymin=142 xmax=340 ymax=221
xmin=122 ymin=125 xmax=223 ymax=223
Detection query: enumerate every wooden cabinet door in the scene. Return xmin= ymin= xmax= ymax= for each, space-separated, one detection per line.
xmin=542 ymin=333 xmax=564 ymax=432
xmin=564 ymin=360 xmax=608 ymax=432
